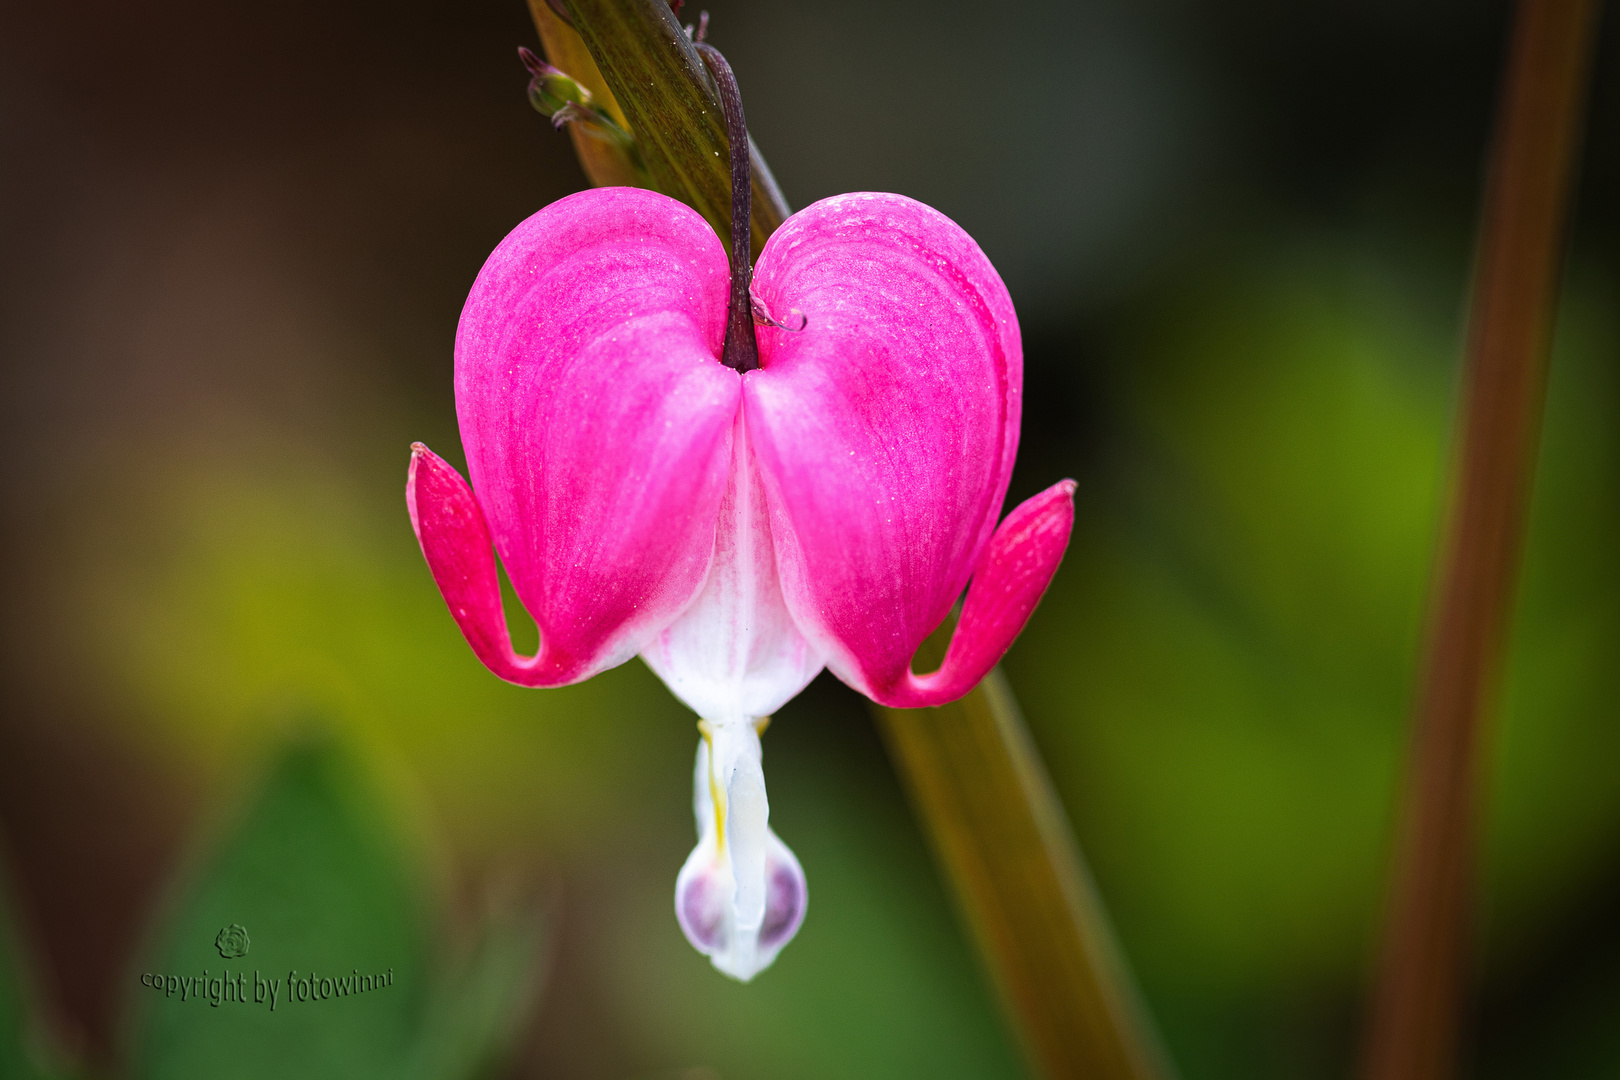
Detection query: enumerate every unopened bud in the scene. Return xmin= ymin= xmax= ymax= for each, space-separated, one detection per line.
xmin=517 ymin=47 xmax=638 ymax=155
xmin=519 ymin=48 xmax=594 ymax=118
xmin=514 ymin=46 xmax=649 ymax=186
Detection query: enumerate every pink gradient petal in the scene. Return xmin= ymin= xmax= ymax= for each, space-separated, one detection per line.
xmin=407 ymin=443 xmax=579 ymax=685
xmin=874 ymin=480 xmax=1076 ymax=707
xmin=449 ymin=187 xmax=742 ymax=683
xmin=743 ymin=192 xmax=1027 ymax=703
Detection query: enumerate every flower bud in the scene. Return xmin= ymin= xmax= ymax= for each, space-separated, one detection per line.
xmin=526 ymin=62 xmax=593 ymax=119
xmin=518 ymin=47 xmax=638 ymax=152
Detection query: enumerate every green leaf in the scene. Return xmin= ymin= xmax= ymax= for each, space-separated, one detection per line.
xmin=407 ymin=892 xmax=549 ymax=1080
xmin=128 ymin=736 xmax=431 ymax=1079
xmin=565 ymin=0 xmax=790 ymax=257
xmin=126 ymin=733 xmax=550 ymax=1080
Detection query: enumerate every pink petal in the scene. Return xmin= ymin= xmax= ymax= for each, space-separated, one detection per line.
xmin=406 ymin=442 xmax=568 ymax=684
xmin=446 ymin=187 xmax=741 ymax=683
xmin=876 ymin=480 xmax=1076 ymax=707
xmin=743 ymin=192 xmax=1029 ymax=703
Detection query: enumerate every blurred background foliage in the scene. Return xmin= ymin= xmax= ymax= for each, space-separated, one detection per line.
xmin=129 ymin=737 xmax=546 ymax=1080
xmin=0 ymin=0 xmax=1617 ymax=1078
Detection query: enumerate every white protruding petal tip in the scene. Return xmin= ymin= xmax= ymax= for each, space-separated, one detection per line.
xmin=674 ymin=723 xmax=807 ymax=981
xmin=675 ymin=833 xmax=807 ymax=981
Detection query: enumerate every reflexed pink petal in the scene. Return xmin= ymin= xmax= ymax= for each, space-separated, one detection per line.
xmin=875 ymin=480 xmax=1076 ymax=707
xmin=407 ymin=443 xmax=576 ymax=685
xmin=450 ymin=187 xmax=742 ymax=682
xmin=744 ymin=192 xmax=1026 ymax=703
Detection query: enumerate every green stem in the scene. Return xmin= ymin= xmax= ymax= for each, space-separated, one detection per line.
xmin=552 ymin=0 xmax=789 ymax=259
xmin=873 ymin=641 xmax=1173 ymax=1080
xmin=1360 ymin=2 xmax=1602 ymax=1079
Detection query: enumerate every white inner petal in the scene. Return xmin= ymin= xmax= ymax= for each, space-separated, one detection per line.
xmin=647 ymin=409 xmax=817 ymax=980
xmin=640 ymin=410 xmax=825 ymax=721
xmin=674 ymin=724 xmax=808 ymax=981
xmin=725 ymin=739 xmax=770 ymax=934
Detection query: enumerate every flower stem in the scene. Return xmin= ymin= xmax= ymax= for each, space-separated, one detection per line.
xmin=549 ymin=0 xmax=790 ymax=260
xmin=695 ymin=42 xmax=761 ymax=373
xmin=1360 ymin=2 xmax=1602 ymax=1079
xmin=873 ymin=644 xmax=1174 ymax=1080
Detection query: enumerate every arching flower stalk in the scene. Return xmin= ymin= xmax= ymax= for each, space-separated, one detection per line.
xmin=407 ymin=37 xmax=1074 ymax=981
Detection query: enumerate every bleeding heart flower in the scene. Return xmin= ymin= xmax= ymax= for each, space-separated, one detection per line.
xmin=408 ymin=43 xmax=1073 ymax=981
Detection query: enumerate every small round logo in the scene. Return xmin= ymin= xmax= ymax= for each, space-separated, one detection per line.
xmin=214 ymin=924 xmax=251 ymax=959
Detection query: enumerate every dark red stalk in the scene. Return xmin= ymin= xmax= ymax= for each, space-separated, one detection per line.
xmin=1360 ymin=2 xmax=1602 ymax=1079
xmin=694 ymin=40 xmax=760 ymax=373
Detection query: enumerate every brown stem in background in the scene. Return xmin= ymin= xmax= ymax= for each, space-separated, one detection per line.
xmin=1360 ymin=2 xmax=1602 ymax=1079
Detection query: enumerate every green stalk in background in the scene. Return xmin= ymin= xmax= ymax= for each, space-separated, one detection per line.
xmin=1360 ymin=2 xmax=1604 ymax=1079
xmin=874 ymin=634 xmax=1175 ymax=1080
xmin=522 ymin=4 xmax=1171 ymax=1076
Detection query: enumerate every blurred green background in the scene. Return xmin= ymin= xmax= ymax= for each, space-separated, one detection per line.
xmin=1 ymin=0 xmax=1617 ymax=1077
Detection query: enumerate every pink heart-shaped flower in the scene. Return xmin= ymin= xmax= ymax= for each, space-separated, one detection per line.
xmin=408 ymin=185 xmax=1074 ymax=978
